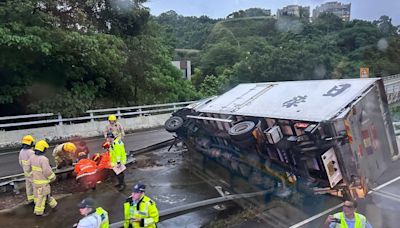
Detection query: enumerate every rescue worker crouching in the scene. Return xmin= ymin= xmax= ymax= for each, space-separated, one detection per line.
xmin=53 ymin=142 xmax=77 ymax=169
xmin=124 ymin=183 xmax=159 ymax=228
xmin=107 ymin=132 xmax=127 ymax=191
xmin=27 ymin=140 xmax=57 ymax=216
xmin=18 ymin=135 xmax=35 ymax=203
xmin=75 ymin=197 xmax=109 ymax=228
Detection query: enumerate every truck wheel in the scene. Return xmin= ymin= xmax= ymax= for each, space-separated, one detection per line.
xmin=165 ymin=116 xmax=184 ymax=132
xmin=229 ymin=121 xmax=257 ymax=141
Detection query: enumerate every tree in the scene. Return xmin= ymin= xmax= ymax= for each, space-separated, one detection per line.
xmin=0 ymin=0 xmax=199 ymax=116
xmin=199 ymin=40 xmax=241 ymax=76
xmin=373 ymin=15 xmax=399 ymax=36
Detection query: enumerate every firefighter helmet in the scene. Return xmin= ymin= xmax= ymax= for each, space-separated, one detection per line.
xmin=63 ymin=142 xmax=77 ymax=153
xmin=34 ymin=140 xmax=49 ymax=153
xmin=108 ymin=115 xmax=117 ymax=121
xmin=22 ymin=135 xmax=35 ymax=146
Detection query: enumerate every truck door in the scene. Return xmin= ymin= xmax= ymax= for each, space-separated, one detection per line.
xmin=347 ymin=86 xmax=394 ymax=187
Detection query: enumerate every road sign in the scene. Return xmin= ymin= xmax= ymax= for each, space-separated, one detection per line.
xmin=360 ymin=67 xmax=369 ymax=78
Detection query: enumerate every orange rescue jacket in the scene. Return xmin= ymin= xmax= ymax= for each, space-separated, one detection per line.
xmin=74 ymin=159 xmax=97 ymax=176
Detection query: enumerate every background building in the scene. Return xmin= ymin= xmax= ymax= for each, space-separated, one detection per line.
xmin=277 ymin=5 xmax=310 ymax=19
xmin=172 ymin=60 xmax=192 ymax=80
xmin=313 ymin=1 xmax=351 ymax=21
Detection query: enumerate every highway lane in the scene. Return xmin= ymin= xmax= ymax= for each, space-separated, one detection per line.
xmin=0 ymin=128 xmax=173 ymax=177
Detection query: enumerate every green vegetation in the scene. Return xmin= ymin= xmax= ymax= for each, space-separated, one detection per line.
xmin=0 ymin=0 xmax=198 ymax=116
xmin=158 ymin=11 xmax=400 ymax=97
xmin=1 ymin=4 xmax=399 ymax=116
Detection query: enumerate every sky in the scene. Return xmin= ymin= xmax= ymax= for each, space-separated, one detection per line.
xmin=145 ymin=0 xmax=400 ymax=25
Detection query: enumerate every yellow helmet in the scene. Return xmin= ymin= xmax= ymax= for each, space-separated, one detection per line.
xmin=22 ymin=135 xmax=35 ymax=146
xmin=35 ymin=140 xmax=49 ymax=152
xmin=63 ymin=142 xmax=77 ymax=153
xmin=108 ymin=115 xmax=117 ymax=121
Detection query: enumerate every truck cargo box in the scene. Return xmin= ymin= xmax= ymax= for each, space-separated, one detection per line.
xmin=166 ymin=78 xmax=398 ymax=199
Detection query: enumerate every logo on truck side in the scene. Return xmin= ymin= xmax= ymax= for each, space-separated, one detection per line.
xmin=323 ymin=84 xmax=351 ymax=97
xmin=282 ymin=95 xmax=308 ymax=108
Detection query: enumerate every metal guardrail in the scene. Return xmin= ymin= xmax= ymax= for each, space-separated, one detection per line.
xmin=0 ymin=101 xmax=195 ymax=130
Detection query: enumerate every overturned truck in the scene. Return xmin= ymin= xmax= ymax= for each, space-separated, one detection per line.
xmin=165 ymin=78 xmax=399 ymax=199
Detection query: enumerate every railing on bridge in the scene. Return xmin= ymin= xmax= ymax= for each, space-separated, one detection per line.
xmin=0 ymin=101 xmax=195 ymax=130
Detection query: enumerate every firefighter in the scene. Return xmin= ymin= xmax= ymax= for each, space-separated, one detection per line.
xmin=123 ymin=183 xmax=159 ymax=228
xmin=104 ymin=114 xmax=125 ymax=139
xmin=27 ymin=140 xmax=57 ymax=216
xmin=18 ymin=135 xmax=35 ymax=203
xmin=75 ymin=197 xmax=109 ymax=228
xmin=107 ymin=132 xmax=127 ymax=191
xmin=52 ymin=142 xmax=77 ymax=169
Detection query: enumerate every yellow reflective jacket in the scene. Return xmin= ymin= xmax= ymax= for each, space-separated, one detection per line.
xmin=110 ymin=138 xmax=127 ymax=167
xmin=27 ymin=153 xmax=56 ymax=186
xmin=96 ymin=207 xmax=109 ymax=228
xmin=333 ymin=212 xmax=367 ymax=228
xmin=123 ymin=195 xmax=159 ymax=228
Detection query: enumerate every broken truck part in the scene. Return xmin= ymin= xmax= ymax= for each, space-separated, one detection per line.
xmin=165 ymin=78 xmax=399 ymax=199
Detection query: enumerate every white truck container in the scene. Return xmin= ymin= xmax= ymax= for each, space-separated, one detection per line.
xmin=165 ymin=78 xmax=398 ymax=199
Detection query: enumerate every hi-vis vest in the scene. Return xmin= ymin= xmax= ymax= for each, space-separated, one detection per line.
xmin=123 ymin=196 xmax=159 ymax=228
xmin=110 ymin=137 xmax=127 ymax=167
xmin=95 ymin=207 xmax=109 ymax=228
xmin=333 ymin=212 xmax=367 ymax=228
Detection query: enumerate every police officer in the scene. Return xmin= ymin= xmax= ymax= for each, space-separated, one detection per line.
xmin=76 ymin=197 xmax=109 ymax=228
xmin=123 ymin=183 xmax=159 ymax=228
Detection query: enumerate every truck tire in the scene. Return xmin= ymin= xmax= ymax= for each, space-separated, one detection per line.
xmin=229 ymin=120 xmax=257 ymax=141
xmin=165 ymin=116 xmax=184 ymax=132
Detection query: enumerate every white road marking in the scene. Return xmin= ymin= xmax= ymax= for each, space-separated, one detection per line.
xmin=289 ymin=203 xmax=344 ymax=228
xmin=372 ymin=191 xmax=400 ymax=203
